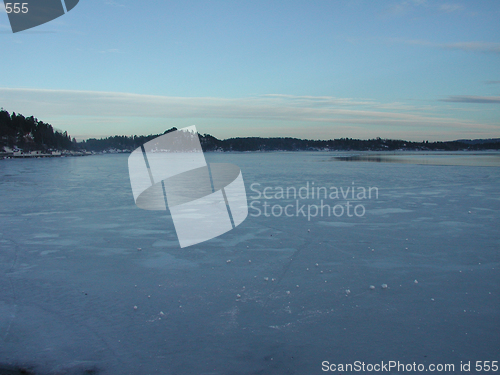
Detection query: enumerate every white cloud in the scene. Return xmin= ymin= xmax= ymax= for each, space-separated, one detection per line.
xmin=440 ymin=42 xmax=500 ymax=53
xmin=0 ymin=88 xmax=456 ymax=123
xmin=383 ymin=0 xmax=428 ymax=16
xmin=259 ymin=94 xmax=376 ymax=107
xmin=441 ymin=96 xmax=500 ymax=104
xmin=440 ymin=4 xmax=465 ymax=12
xmin=405 ymin=39 xmax=500 ymax=53
xmin=384 ymin=1 xmax=467 ymax=17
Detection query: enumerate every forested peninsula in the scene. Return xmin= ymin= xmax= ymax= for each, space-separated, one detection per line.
xmin=1 ymin=109 xmax=499 ymax=158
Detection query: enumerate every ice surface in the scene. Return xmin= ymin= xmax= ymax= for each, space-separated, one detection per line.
xmin=0 ymin=152 xmax=499 ymax=374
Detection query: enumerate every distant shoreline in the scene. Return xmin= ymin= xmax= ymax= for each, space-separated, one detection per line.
xmin=3 ymin=149 xmax=500 ymax=166
xmin=0 ymin=150 xmax=91 ymax=159
xmin=77 ymin=132 xmax=500 ymax=153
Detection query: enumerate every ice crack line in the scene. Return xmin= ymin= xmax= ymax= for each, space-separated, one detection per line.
xmin=261 ymin=226 xmax=311 ymax=310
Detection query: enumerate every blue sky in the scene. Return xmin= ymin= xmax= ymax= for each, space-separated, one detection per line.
xmin=0 ymin=0 xmax=499 ymax=141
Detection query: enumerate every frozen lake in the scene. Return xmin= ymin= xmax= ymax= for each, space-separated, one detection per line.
xmin=1 ymin=152 xmax=499 ymax=374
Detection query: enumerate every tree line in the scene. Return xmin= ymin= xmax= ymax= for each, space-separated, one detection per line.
xmin=80 ymin=133 xmax=500 ymax=152
xmin=1 ymin=108 xmax=499 ymax=152
xmin=0 ymin=109 xmax=75 ymax=151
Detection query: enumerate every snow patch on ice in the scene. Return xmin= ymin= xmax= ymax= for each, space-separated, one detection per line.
xmin=368 ymin=208 xmax=413 ymax=215
xmin=33 ymin=233 xmax=60 ymax=238
xmin=40 ymin=250 xmax=59 ymax=256
xmin=318 ymin=221 xmax=356 ymax=227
